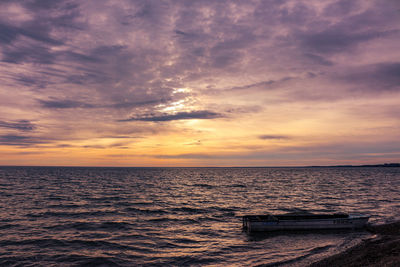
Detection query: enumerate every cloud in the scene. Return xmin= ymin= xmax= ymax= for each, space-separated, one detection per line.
xmin=120 ymin=110 xmax=223 ymax=122
xmin=364 ymin=62 xmax=400 ymax=90
xmin=299 ymin=28 xmax=386 ymax=54
xmin=294 ymin=2 xmax=399 ymax=56
xmin=303 ymin=53 xmax=334 ymax=66
xmin=24 ymin=0 xmax=65 ymax=11
xmin=339 ymin=62 xmax=400 ymax=91
xmin=259 ymin=135 xmax=290 ymax=140
xmin=226 ymin=77 xmax=294 ymax=92
xmin=0 ymin=120 xmax=36 ymax=131
xmin=0 ymin=0 xmax=399 ymax=166
xmin=0 ymin=135 xmax=44 ymax=146
xmin=0 ymin=0 xmax=82 ymax=65
xmin=38 ymin=98 xmax=169 ymax=109
xmin=108 ymin=99 xmax=170 ymax=109
xmin=38 ymin=99 xmax=94 ymax=109
xmin=0 ymin=22 xmax=62 ymax=45
xmin=2 ymin=42 xmax=57 ymax=64
xmin=151 ymin=139 xmax=400 ymax=162
xmin=61 ymin=51 xmax=101 ymax=64
xmin=153 ymin=153 xmax=214 ymax=159
xmin=323 ymin=0 xmax=360 ymax=17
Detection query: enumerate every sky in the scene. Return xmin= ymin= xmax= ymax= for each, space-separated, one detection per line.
xmin=0 ymin=0 xmax=399 ymax=167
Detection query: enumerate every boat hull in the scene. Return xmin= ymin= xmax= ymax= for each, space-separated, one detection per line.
xmin=243 ymin=215 xmax=370 ymax=232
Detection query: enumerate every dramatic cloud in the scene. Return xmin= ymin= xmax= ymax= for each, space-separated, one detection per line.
xmin=153 ymin=153 xmax=214 ymax=159
xmin=38 ymin=98 xmax=168 ymax=109
xmin=0 ymin=135 xmax=44 ymax=147
xmin=0 ymin=120 xmax=36 ymax=131
xmin=228 ymin=77 xmax=295 ymax=91
xmin=38 ymin=99 xmax=94 ymax=109
xmin=120 ymin=110 xmax=223 ymax=122
xmin=341 ymin=62 xmax=400 ymax=91
xmin=259 ymin=135 xmax=290 ymax=140
xmin=0 ymin=22 xmax=62 ymax=45
xmin=299 ymin=28 xmax=385 ymax=54
xmin=0 ymin=0 xmax=399 ymax=166
xmin=303 ymin=53 xmax=334 ymax=66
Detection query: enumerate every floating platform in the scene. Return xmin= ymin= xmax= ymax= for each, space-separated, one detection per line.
xmin=242 ymin=213 xmax=370 ymax=232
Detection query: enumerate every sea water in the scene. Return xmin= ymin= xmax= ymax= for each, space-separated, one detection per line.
xmin=0 ymin=166 xmax=399 ymax=266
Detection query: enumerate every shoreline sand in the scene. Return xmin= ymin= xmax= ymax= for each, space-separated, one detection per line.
xmin=309 ymin=221 xmax=400 ymax=267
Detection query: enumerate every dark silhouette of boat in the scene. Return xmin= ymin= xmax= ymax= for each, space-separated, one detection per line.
xmin=243 ymin=213 xmax=370 ymax=232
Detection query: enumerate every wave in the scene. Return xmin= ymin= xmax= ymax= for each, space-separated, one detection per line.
xmin=45 ymin=221 xmax=133 ymax=231
xmin=124 ymin=207 xmax=169 ymax=214
xmin=192 ymin=183 xmax=215 ymax=189
xmin=0 ymin=223 xmax=20 ymax=230
xmin=0 ymin=252 xmax=126 ymax=267
xmin=26 ymin=210 xmax=118 ymax=218
xmin=255 ymin=244 xmax=334 ymax=266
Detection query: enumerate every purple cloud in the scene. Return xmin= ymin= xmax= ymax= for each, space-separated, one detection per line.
xmin=0 ymin=120 xmax=36 ymax=131
xmin=120 ymin=110 xmax=223 ymax=122
xmin=259 ymin=135 xmax=290 ymax=140
xmin=38 ymin=99 xmax=94 ymax=109
xmin=0 ymin=0 xmax=399 ymax=166
xmin=338 ymin=62 xmax=400 ymax=91
xmin=0 ymin=22 xmax=62 ymax=45
xmin=0 ymin=135 xmax=44 ymax=147
xmin=299 ymin=28 xmax=384 ymax=54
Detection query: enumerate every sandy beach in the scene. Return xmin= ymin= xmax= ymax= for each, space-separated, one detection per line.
xmin=310 ymin=222 xmax=400 ymax=267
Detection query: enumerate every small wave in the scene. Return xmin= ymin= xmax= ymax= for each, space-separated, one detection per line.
xmin=260 ymin=245 xmax=334 ymax=266
xmin=98 ymin=221 xmax=132 ymax=231
xmin=169 ymin=206 xmax=236 ymax=215
xmin=227 ymin=184 xmax=247 ymax=188
xmin=159 ymin=255 xmax=219 ymax=266
xmin=85 ymin=196 xmax=126 ymax=202
xmin=34 ymin=253 xmax=126 ymax=267
xmin=172 ymin=237 xmax=202 ymax=244
xmin=45 ymin=221 xmax=133 ymax=232
xmin=211 ymin=206 xmax=237 ymax=212
xmin=306 ymin=244 xmax=334 ymax=254
xmin=65 ymin=239 xmax=132 ymax=250
xmin=26 ymin=210 xmax=117 ymax=218
xmin=277 ymin=208 xmax=328 ymax=214
xmin=193 ymin=183 xmax=215 ymax=189
xmin=124 ymin=207 xmax=168 ymax=215
xmin=0 ymin=237 xmax=135 ymax=252
xmin=211 ymin=212 xmax=236 ymax=219
xmin=170 ymin=207 xmax=209 ymax=214
xmin=0 ymin=223 xmax=20 ymax=230
xmin=146 ymin=217 xmax=189 ymax=223
xmin=46 ymin=196 xmax=66 ymax=201
xmin=76 ymin=256 xmax=123 ymax=267
xmin=46 ymin=203 xmax=84 ymax=209
xmin=0 ymin=238 xmax=67 ymax=247
xmin=54 ymin=255 xmax=123 ymax=267
xmin=115 ymin=201 xmax=153 ymax=207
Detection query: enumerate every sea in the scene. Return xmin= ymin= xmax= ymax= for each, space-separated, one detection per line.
xmin=0 ymin=166 xmax=399 ymax=266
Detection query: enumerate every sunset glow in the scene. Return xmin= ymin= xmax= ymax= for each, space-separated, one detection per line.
xmin=0 ymin=0 xmax=399 ymax=166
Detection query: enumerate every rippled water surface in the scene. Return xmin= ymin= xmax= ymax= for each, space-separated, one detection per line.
xmin=0 ymin=167 xmax=399 ymax=266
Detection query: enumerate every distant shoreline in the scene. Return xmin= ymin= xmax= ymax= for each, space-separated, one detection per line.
xmin=0 ymin=163 xmax=399 ymax=168
xmin=308 ymin=163 xmax=400 ymax=168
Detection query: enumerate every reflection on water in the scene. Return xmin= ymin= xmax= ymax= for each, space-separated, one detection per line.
xmin=0 ymin=167 xmax=399 ymax=266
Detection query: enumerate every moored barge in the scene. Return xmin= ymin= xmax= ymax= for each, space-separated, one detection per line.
xmin=243 ymin=213 xmax=370 ymax=232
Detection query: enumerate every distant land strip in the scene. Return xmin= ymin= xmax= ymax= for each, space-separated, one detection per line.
xmin=0 ymin=163 xmax=399 ymax=168
xmin=308 ymin=163 xmax=400 ymax=168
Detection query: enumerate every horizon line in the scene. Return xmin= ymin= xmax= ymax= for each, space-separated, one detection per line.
xmin=0 ymin=163 xmax=399 ymax=168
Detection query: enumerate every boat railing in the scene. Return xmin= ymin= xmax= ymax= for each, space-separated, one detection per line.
xmin=243 ymin=213 xmax=350 ymax=222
